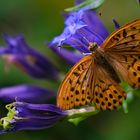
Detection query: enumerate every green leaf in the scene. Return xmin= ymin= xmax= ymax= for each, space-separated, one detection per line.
xmin=68 ymin=117 xmax=88 ymax=126
xmin=65 ymin=0 xmax=105 ymax=12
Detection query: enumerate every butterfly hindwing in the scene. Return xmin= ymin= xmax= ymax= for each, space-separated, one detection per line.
xmin=93 ymin=63 xmax=126 ymax=110
xmin=104 ymin=53 xmax=140 ymax=88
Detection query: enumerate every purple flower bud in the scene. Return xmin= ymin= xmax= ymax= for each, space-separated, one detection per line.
xmin=1 ymin=34 xmax=59 ymax=80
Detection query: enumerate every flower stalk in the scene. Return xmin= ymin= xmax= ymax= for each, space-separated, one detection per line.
xmin=66 ymin=105 xmax=99 ymax=125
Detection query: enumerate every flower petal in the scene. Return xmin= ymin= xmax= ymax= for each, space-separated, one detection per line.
xmin=82 ymin=11 xmax=109 ymax=41
xmin=0 ymin=85 xmax=55 ymax=103
xmin=51 ymin=10 xmax=87 ymax=47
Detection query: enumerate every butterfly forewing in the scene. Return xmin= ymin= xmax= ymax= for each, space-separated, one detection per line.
xmin=102 ymin=19 xmax=140 ymax=50
xmin=57 ymin=54 xmax=94 ymax=110
xmin=101 ymin=19 xmax=140 ymax=89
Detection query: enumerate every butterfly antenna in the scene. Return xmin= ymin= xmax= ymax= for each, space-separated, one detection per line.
xmin=57 ymin=45 xmax=62 ymax=52
xmin=83 ymin=36 xmax=90 ymax=44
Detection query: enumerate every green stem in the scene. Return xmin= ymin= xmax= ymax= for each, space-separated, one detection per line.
xmin=66 ymin=106 xmax=99 ymax=125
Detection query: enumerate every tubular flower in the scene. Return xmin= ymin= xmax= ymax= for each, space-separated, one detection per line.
xmin=0 ymin=102 xmax=98 ymax=134
xmin=50 ymin=10 xmax=109 ymax=53
xmin=0 ymin=102 xmax=67 ymax=134
xmin=1 ymin=34 xmax=59 ymax=80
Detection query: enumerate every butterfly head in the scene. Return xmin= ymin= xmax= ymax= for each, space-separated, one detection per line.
xmin=88 ymin=42 xmax=99 ymax=53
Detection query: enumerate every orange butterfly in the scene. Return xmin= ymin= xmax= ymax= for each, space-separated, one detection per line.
xmin=57 ymin=19 xmax=140 ymax=111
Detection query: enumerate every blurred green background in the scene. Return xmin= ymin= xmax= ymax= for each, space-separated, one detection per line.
xmin=0 ymin=0 xmax=140 ymax=140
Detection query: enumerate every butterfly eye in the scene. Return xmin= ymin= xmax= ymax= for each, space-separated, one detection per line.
xmin=88 ymin=42 xmax=98 ymax=52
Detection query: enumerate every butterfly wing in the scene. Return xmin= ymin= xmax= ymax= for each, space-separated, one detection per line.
xmin=57 ymin=54 xmax=94 ymax=110
xmin=57 ymin=54 xmax=126 ymax=110
xmin=102 ymin=19 xmax=140 ymax=50
xmin=93 ymin=62 xmax=126 ymax=110
xmin=100 ymin=19 xmax=140 ymax=88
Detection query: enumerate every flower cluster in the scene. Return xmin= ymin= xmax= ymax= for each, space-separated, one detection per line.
xmin=0 ymin=0 xmax=123 ymax=134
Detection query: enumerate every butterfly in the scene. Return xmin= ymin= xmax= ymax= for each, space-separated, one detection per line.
xmin=57 ymin=19 xmax=140 ymax=111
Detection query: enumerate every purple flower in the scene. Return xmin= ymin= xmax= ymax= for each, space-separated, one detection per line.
xmin=50 ymin=10 xmax=87 ymax=47
xmin=0 ymin=85 xmax=55 ymax=103
xmin=0 ymin=102 xmax=99 ymax=134
xmin=0 ymin=102 xmax=67 ymax=134
xmin=50 ymin=10 xmax=109 ymax=53
xmin=1 ymin=34 xmax=59 ymax=80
